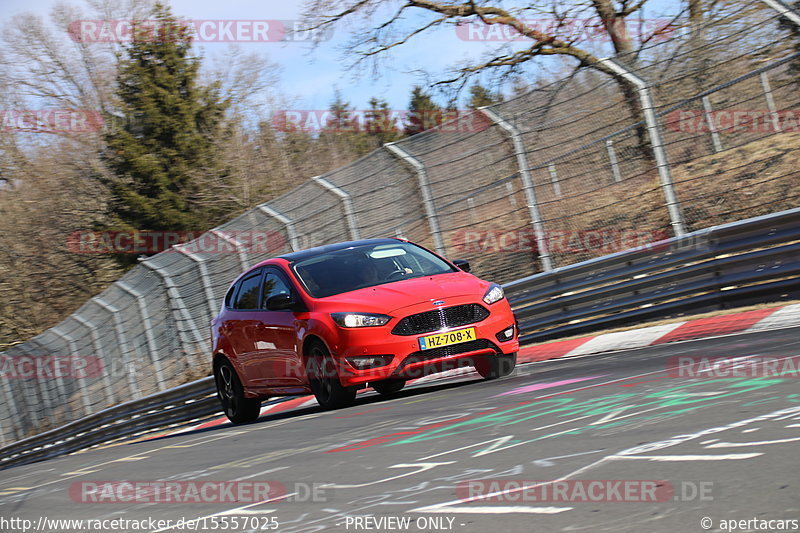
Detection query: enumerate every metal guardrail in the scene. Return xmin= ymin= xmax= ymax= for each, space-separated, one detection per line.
xmin=0 ymin=377 xmax=216 ymax=469
xmin=1 ymin=207 xmax=798 ymax=470
xmin=507 ymin=207 xmax=800 ymax=343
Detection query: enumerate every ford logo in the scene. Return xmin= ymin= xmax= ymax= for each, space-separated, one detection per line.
xmin=432 ymin=300 xmax=445 ymax=306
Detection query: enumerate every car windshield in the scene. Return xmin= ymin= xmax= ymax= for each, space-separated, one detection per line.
xmin=292 ymin=242 xmax=457 ymax=298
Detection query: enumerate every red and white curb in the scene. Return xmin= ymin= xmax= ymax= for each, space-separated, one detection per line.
xmin=141 ymin=303 xmax=800 ymax=441
xmin=517 ymin=303 xmax=800 ymax=364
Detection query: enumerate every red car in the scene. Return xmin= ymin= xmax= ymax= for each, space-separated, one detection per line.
xmin=211 ymin=238 xmax=519 ymax=423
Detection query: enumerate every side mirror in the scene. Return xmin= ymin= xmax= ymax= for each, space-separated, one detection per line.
xmin=266 ymin=293 xmax=295 ymax=311
xmin=453 ymin=259 xmax=471 ymax=273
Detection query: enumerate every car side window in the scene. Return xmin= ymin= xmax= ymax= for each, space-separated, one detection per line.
xmin=224 ymin=284 xmax=238 ymax=308
xmin=260 ymin=271 xmax=292 ymax=310
xmin=232 ymin=272 xmax=262 ymax=310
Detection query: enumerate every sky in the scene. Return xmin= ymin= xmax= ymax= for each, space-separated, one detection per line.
xmin=0 ymin=0 xmax=682 ymax=113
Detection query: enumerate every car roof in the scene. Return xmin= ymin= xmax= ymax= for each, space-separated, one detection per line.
xmin=278 ymin=238 xmax=403 ymax=262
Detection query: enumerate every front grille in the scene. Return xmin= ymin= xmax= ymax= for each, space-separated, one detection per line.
xmin=400 ymin=339 xmax=495 ymax=367
xmin=392 ymin=304 xmax=490 ymax=336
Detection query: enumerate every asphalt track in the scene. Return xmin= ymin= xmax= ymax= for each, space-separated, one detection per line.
xmin=1 ymin=327 xmax=799 ymax=533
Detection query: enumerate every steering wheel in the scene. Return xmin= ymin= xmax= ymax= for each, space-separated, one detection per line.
xmin=386 ymin=269 xmax=407 ymax=281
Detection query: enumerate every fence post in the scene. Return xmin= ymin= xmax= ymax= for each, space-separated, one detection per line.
xmin=117 ymin=281 xmax=167 ymax=391
xmin=256 ymin=205 xmax=301 ymax=251
xmin=759 ymin=0 xmax=800 ymax=25
xmin=598 ymin=58 xmax=687 ymax=236
xmin=92 ymin=297 xmax=142 ymax=400
xmin=175 ymin=246 xmax=218 ymax=319
xmin=210 ymin=229 xmax=251 ymax=272
xmin=758 ymin=1 xmax=800 ymax=134
xmin=467 ymin=197 xmax=477 ymax=223
xmin=606 ymin=139 xmax=623 ymax=182
xmin=547 ymin=164 xmax=561 ymax=197
xmin=479 ymin=107 xmax=553 ymax=271
xmin=51 ymin=327 xmax=93 ymax=416
xmin=311 ymin=176 xmax=361 ymax=240
xmin=701 ymin=96 xmax=724 ymax=153
xmin=506 ymin=181 xmax=517 ymax=208
xmin=759 ymin=72 xmax=782 ymax=133
xmin=384 ymin=142 xmax=446 ymax=256
xmin=72 ymin=315 xmax=115 ymax=407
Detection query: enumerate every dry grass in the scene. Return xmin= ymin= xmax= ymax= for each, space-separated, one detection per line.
xmin=454 ymin=131 xmax=800 ymax=283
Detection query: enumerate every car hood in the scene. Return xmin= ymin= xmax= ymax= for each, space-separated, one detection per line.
xmin=313 ymin=272 xmax=490 ymax=314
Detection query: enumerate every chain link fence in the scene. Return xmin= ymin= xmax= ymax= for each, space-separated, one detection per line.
xmin=1 ymin=1 xmax=799 ymax=446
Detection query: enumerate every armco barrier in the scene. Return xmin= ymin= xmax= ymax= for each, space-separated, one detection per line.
xmin=508 ymin=207 xmax=800 ymax=342
xmin=1 ymin=207 xmax=798 ymax=470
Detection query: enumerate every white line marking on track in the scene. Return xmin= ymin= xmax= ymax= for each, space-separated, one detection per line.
xmin=416 ymin=506 xmax=572 ymax=514
xmin=609 ymin=453 xmax=763 ymax=461
xmin=706 ymin=436 xmax=800 ymax=447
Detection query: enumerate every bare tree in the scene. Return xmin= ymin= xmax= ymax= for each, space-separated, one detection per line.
xmin=300 ymin=0 xmax=677 ymax=158
xmin=302 ymin=1 xmax=673 ymax=80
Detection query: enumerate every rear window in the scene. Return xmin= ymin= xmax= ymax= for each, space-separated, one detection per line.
xmin=292 ymin=242 xmax=455 ymax=298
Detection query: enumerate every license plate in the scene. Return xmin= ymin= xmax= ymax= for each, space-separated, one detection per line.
xmin=419 ymin=327 xmax=476 ymax=350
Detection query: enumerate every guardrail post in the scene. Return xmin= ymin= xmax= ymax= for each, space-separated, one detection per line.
xmin=606 ymin=139 xmax=623 ymax=182
xmin=209 ymin=230 xmax=251 ymax=272
xmin=175 ymin=245 xmax=219 ymax=319
xmin=467 ymin=197 xmax=477 ymax=223
xmin=384 ymin=142 xmax=446 ymax=256
xmin=72 ymin=316 xmax=115 ymax=408
xmin=140 ymin=261 xmax=207 ymax=364
xmin=701 ymin=96 xmax=724 ymax=153
xmin=479 ymin=107 xmax=553 ymax=271
xmin=759 ymin=72 xmax=782 ymax=133
xmin=117 ymin=281 xmax=167 ymax=391
xmin=51 ymin=327 xmax=93 ymax=416
xmin=310 ymin=176 xmax=361 ymax=240
xmin=547 ymin=164 xmax=561 ymax=197
xmin=506 ymin=181 xmax=518 ymax=208
xmin=598 ymin=58 xmax=687 ymax=237
xmin=256 ymin=205 xmax=301 ymax=251
xmin=92 ymin=297 xmax=142 ymax=400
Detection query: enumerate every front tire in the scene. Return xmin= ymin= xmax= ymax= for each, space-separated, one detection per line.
xmin=371 ymin=378 xmax=406 ymax=396
xmin=474 ymin=352 xmax=517 ymax=380
xmin=215 ymin=359 xmax=261 ymax=424
xmin=306 ymin=342 xmax=357 ymax=410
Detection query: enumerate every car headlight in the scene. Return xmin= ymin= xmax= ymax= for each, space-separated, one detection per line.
xmin=483 ymin=284 xmax=505 ymax=305
xmin=331 ymin=312 xmax=392 ymax=328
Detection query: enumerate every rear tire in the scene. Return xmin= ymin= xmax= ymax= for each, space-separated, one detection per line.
xmin=306 ymin=342 xmax=357 ymax=410
xmin=474 ymin=352 xmax=517 ymax=380
xmin=215 ymin=359 xmax=261 ymax=424
xmin=371 ymin=378 xmax=406 ymax=396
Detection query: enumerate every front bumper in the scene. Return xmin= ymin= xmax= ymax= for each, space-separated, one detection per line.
xmin=329 ymin=299 xmax=519 ymax=386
